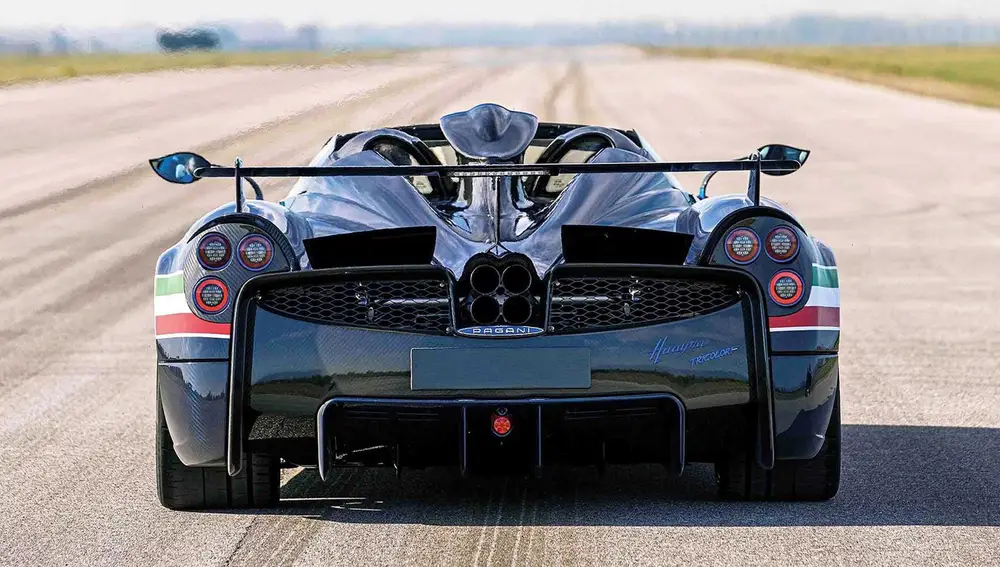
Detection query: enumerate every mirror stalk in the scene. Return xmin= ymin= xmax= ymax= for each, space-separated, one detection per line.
xmin=697 ymin=171 xmax=717 ymax=200
xmin=234 ymin=157 xmax=245 ymax=213
xmin=748 ymin=151 xmax=762 ymax=206
xmin=245 ymin=177 xmax=263 ymax=200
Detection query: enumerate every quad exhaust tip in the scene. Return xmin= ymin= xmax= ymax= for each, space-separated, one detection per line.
xmin=468 ymin=262 xmax=534 ymax=325
xmin=470 ymin=265 xmax=501 ymax=294
xmin=501 ymin=265 xmax=531 ymax=295
xmin=470 ymin=295 xmax=500 ymax=324
xmin=501 ymin=295 xmax=532 ymax=325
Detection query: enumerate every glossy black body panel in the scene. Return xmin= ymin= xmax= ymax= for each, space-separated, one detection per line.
xmin=157 ymin=362 xmax=228 ymax=466
xmin=772 ymin=354 xmax=840 ymax=460
xmin=157 ymin=337 xmax=229 ymax=361
xmin=770 ymin=330 xmax=840 ymax=353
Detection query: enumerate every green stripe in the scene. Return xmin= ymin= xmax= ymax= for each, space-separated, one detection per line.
xmin=812 ymin=265 xmax=839 ymax=288
xmin=155 ymin=273 xmax=184 ymax=296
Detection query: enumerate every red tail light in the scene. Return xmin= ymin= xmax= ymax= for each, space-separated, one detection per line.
xmin=194 ymin=278 xmax=229 ymax=313
xmin=238 ymin=235 xmax=273 ymax=271
xmin=197 ymin=233 xmax=231 ymax=270
xmin=769 ymin=271 xmax=804 ymax=306
xmin=725 ymin=228 xmax=760 ymax=265
xmin=491 ymin=409 xmax=512 ymax=437
xmin=766 ymin=226 xmax=799 ymax=262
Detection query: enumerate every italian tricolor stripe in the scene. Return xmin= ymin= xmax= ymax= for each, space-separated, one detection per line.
xmin=154 ymin=274 xmax=184 ymax=296
xmin=154 ymin=272 xmax=231 ymax=339
xmin=769 ymin=264 xmax=840 ymax=333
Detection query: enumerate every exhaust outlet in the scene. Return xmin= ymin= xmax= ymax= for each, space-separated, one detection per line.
xmin=501 ymin=295 xmax=532 ymax=325
xmin=470 ymin=296 xmax=500 ymax=324
xmin=470 ymin=265 xmax=500 ymax=295
xmin=501 ymin=265 xmax=531 ymax=295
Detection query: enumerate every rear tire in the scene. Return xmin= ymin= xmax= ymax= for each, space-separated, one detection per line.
xmin=715 ymin=390 xmax=840 ymax=501
xmin=156 ymin=392 xmax=279 ymax=510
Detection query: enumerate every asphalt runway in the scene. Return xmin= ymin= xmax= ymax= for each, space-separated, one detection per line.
xmin=1 ymin=47 xmax=999 ymax=566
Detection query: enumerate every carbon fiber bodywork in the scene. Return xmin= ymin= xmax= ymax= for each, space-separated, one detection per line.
xmin=152 ymin=106 xmax=840 ymax=485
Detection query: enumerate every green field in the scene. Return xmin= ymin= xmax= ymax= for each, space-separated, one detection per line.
xmin=649 ymin=46 xmax=1000 ymax=109
xmin=0 ymin=50 xmax=395 ymax=86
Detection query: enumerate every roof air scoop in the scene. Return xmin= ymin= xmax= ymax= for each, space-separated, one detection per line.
xmin=440 ymin=103 xmax=538 ymax=162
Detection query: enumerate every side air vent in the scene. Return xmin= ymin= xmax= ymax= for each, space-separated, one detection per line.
xmin=303 ymin=227 xmax=436 ymax=270
xmin=548 ymin=276 xmax=739 ymax=334
xmin=561 ymin=225 xmax=693 ymax=266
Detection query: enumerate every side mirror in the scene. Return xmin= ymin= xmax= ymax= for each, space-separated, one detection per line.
xmin=149 ymin=152 xmax=211 ymax=184
xmin=758 ymin=144 xmax=810 ymax=176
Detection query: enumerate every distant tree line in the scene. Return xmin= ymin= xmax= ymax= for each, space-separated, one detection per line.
xmin=156 ymin=28 xmax=220 ymax=52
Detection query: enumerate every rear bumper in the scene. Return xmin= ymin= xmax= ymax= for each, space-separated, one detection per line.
xmin=157 ymin=351 xmax=837 ymax=469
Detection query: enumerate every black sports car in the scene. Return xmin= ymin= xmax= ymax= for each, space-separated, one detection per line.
xmin=151 ymin=103 xmax=840 ymax=510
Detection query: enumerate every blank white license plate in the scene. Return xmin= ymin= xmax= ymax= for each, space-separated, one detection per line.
xmin=410 ymin=347 xmax=591 ymax=390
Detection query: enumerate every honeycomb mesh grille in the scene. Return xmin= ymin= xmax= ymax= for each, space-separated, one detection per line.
xmin=258 ymin=278 xmax=451 ymax=333
xmin=548 ymin=277 xmax=740 ymax=333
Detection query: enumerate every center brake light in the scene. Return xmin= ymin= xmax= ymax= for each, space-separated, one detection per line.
xmin=491 ymin=408 xmax=512 ymax=437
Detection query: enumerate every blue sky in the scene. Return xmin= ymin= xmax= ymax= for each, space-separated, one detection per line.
xmin=7 ymin=0 xmax=1000 ymax=28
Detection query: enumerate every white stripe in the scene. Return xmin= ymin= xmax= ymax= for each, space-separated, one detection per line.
xmin=154 ymin=294 xmax=191 ymax=316
xmin=812 ymin=263 xmax=838 ymax=271
xmin=805 ymin=287 xmax=840 ymax=308
xmin=155 ymin=271 xmax=185 ymax=280
xmin=770 ymin=326 xmax=840 ymax=333
xmin=155 ymin=333 xmax=230 ymax=340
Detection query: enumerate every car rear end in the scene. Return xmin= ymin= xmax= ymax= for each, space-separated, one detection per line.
xmin=228 ymin=260 xmax=774 ymax=480
xmin=156 ymin=211 xmax=837 ymax=505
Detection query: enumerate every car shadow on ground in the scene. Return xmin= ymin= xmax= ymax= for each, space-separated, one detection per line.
xmin=259 ymin=424 xmax=1000 ymax=527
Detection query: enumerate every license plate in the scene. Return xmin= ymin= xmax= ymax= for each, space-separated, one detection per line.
xmin=410 ymin=347 xmax=591 ymax=390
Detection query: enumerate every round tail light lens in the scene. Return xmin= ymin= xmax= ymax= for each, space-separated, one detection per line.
xmin=491 ymin=410 xmax=512 ymax=437
xmin=194 ymin=278 xmax=229 ymax=313
xmin=725 ymin=228 xmax=760 ymax=264
xmin=766 ymin=226 xmax=799 ymax=262
xmin=238 ymin=235 xmax=273 ymax=271
xmin=769 ymin=271 xmax=804 ymax=306
xmin=197 ymin=233 xmax=231 ymax=269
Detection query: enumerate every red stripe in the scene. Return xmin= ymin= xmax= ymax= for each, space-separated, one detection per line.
xmin=155 ymin=313 xmax=231 ymax=336
xmin=769 ymin=306 xmax=840 ymax=329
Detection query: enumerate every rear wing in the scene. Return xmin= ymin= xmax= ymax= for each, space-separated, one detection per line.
xmin=150 ymin=151 xmax=805 ymax=211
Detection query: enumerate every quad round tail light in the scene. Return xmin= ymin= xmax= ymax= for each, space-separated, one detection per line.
xmin=197 ymin=233 xmax=231 ymax=269
xmin=769 ymin=271 xmax=804 ymax=306
xmin=766 ymin=226 xmax=799 ymax=262
xmin=724 ymin=228 xmax=760 ymax=265
xmin=194 ymin=278 xmax=229 ymax=313
xmin=238 ymin=235 xmax=273 ymax=271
